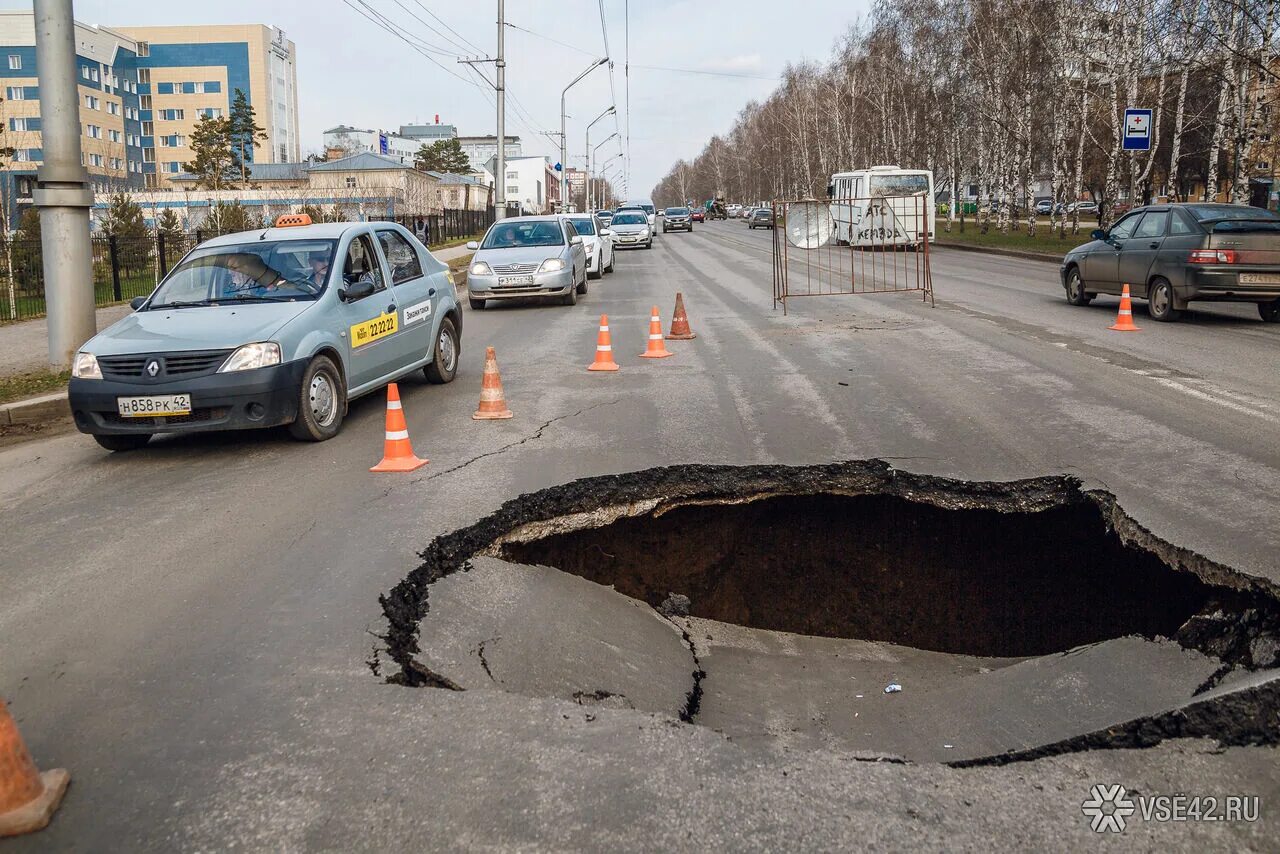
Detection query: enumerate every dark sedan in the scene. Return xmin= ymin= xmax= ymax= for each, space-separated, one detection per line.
xmin=1061 ymin=203 xmax=1280 ymax=322
xmin=748 ymin=207 xmax=775 ymax=229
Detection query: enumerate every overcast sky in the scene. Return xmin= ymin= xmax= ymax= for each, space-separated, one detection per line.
xmin=9 ymin=0 xmax=868 ymax=196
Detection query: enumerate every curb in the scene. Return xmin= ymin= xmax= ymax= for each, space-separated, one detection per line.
xmin=0 ymin=390 xmax=69 ymax=427
xmin=933 ymin=240 xmax=1066 ymax=264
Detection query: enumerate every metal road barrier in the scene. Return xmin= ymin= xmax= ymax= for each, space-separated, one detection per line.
xmin=771 ymin=195 xmax=935 ymax=314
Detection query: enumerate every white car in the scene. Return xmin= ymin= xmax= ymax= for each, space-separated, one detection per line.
xmin=727 ymin=204 xmax=743 ymax=218
xmin=559 ymin=213 xmax=615 ymax=279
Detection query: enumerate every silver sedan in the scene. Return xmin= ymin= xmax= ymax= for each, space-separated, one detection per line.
xmin=466 ymin=216 xmax=588 ymax=309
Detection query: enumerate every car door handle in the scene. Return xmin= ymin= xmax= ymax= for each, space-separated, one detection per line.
xmin=387 ymin=304 xmax=396 ymax=313
xmin=1148 ymin=242 xmax=1159 ymax=249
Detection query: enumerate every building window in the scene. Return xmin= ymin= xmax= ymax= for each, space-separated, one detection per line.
xmin=141 ymin=121 xmax=153 ymax=136
xmin=506 ymin=185 xmax=519 ymax=195
xmin=88 ymin=153 xmax=103 ymax=167
xmin=86 ymin=124 xmax=102 ymax=139
xmin=84 ymin=95 xmax=99 ymax=110
xmin=137 ymin=42 xmax=150 ymax=57
xmin=80 ymin=66 xmax=90 ymax=80
xmin=142 ymin=148 xmax=155 ymax=163
xmin=13 ymin=149 xmax=28 ymax=162
xmin=107 ymin=101 xmax=119 ymax=116
xmin=7 ymin=55 xmax=19 ymax=70
xmin=345 ymin=176 xmax=357 ymax=188
xmin=160 ymin=109 xmax=184 ymax=121
xmin=156 ymin=82 xmax=173 ymax=95
xmin=6 ymin=86 xmax=24 ymax=101
xmin=198 ymin=107 xmax=222 ymax=119
xmin=506 ymin=171 xmax=518 ymax=179
xmin=205 ymin=81 xmax=221 ymax=93
xmin=90 ymin=68 xmax=99 ymax=83
xmin=166 ymin=161 xmax=180 ymax=174
xmin=109 ymin=129 xmax=121 ymax=143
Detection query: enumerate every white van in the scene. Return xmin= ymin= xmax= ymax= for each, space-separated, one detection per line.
xmin=827 ymin=166 xmax=935 ymax=248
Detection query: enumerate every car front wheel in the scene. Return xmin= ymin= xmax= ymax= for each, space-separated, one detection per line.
xmin=1065 ymin=267 xmax=1093 ymax=306
xmin=288 ymin=354 xmax=345 ymax=441
xmin=1259 ymin=299 xmax=1280 ymax=323
xmin=424 ymin=316 xmax=458 ymax=384
xmin=1147 ymin=278 xmax=1181 ymax=322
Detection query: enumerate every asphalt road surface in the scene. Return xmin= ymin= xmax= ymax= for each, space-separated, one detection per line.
xmin=1 ymin=221 xmax=1277 ymax=849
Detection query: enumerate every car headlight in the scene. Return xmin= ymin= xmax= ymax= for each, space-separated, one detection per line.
xmin=641 ymin=228 xmax=650 ymax=237
xmin=539 ymin=258 xmax=566 ymax=273
xmin=471 ymin=260 xmax=493 ymax=276
xmin=219 ymin=342 xmax=281 ymax=373
xmin=72 ymin=351 xmax=101 ymax=379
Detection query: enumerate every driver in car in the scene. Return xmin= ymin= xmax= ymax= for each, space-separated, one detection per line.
xmin=307 ymin=251 xmax=330 ymax=288
xmin=225 ymin=254 xmax=286 ymax=295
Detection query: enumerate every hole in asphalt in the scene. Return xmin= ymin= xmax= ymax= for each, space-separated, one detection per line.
xmin=379 ymin=461 xmax=1280 ymax=763
xmin=500 ymin=492 xmax=1208 ymax=658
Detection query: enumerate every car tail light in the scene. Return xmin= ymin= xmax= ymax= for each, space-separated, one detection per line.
xmin=1189 ymin=249 xmax=1236 ymax=264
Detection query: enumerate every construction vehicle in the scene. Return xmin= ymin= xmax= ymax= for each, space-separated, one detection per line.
xmin=706 ymin=197 xmax=728 ymax=220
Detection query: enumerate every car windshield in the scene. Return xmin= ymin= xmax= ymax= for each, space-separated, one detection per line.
xmin=481 ymin=221 xmax=566 ymax=249
xmin=147 ymin=239 xmax=337 ymax=308
xmin=870 ymin=174 xmax=930 ymax=197
xmin=612 ymin=213 xmax=647 ymax=225
xmin=666 ymin=208 xmax=690 ymax=216
xmin=567 ymin=218 xmax=596 ymax=235
xmin=1188 ymin=205 xmax=1279 ymax=222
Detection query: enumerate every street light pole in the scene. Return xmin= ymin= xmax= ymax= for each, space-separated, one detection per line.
xmin=561 ymin=58 xmax=607 ymax=212
xmin=584 ymin=106 xmax=614 ymax=213
xmin=33 ymin=0 xmax=95 ymax=368
xmin=590 ymin=132 xmax=618 ymax=211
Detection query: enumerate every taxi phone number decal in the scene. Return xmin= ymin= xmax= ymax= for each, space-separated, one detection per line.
xmin=351 ymin=312 xmax=398 ymax=347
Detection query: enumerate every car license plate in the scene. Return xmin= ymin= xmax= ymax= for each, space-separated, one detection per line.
xmin=1238 ymin=273 xmax=1280 ymax=285
xmin=498 ymin=275 xmax=534 ymax=286
xmin=117 ymin=394 xmax=191 ymax=417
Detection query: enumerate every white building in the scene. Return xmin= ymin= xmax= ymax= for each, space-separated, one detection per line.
xmin=483 ymin=154 xmax=553 ymax=215
xmin=458 ymin=135 xmax=521 ymax=172
xmin=322 ymin=125 xmax=422 ymax=165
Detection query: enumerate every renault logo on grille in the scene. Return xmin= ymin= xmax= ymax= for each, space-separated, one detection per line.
xmin=146 ymin=360 xmax=160 ymax=377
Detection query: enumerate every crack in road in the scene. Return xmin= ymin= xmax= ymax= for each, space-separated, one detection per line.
xmin=476 ymin=637 xmax=499 ymax=683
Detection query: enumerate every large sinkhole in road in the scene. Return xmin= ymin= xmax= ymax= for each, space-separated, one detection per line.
xmin=381 ymin=462 xmax=1280 ymax=763
xmin=502 ymin=492 xmax=1206 ymax=657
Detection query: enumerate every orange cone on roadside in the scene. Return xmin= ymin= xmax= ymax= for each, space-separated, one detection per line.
xmin=588 ymin=314 xmax=620 ymax=372
xmin=370 ymin=383 xmax=428 ymax=472
xmin=1109 ymin=283 xmax=1141 ymax=331
xmin=473 ymin=346 xmax=514 ymax=420
xmin=666 ymin=292 xmax=696 ymax=340
xmin=639 ymin=305 xmax=674 ymax=359
xmin=0 ymin=700 xmax=69 ymax=838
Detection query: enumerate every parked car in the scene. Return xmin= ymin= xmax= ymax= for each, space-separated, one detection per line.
xmin=466 ymin=216 xmax=588 ymax=309
xmin=1061 ymin=203 xmax=1280 ymax=322
xmin=748 ymin=207 xmax=775 ymax=229
xmin=1066 ymin=200 xmax=1099 ymax=215
xmin=596 ymin=209 xmax=614 ymax=228
xmin=561 ymin=213 xmax=615 ymax=279
xmin=690 ymin=209 xmax=705 ymax=222
xmin=67 ymin=216 xmax=461 ymax=451
xmin=727 ymin=204 xmax=743 ymax=218
xmin=1035 ymin=199 xmax=1063 ymax=215
xmin=609 ymin=209 xmax=653 ymax=249
xmin=663 ymin=207 xmax=694 ymax=232
xmin=621 ymin=200 xmax=658 ymax=234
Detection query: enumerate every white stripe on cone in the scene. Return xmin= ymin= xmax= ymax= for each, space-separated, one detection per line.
xmin=598 ymin=345 xmax=612 ymax=351
xmin=386 ymin=429 xmax=409 ymax=440
xmin=649 ymin=334 xmax=662 ymax=340
xmin=387 ymin=400 xmax=402 ymax=410
xmin=480 ymin=388 xmax=504 ymax=401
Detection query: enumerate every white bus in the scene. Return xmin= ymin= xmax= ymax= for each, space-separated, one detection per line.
xmin=827 ymin=166 xmax=935 ymax=248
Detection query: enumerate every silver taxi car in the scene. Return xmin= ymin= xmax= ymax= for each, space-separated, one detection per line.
xmin=68 ymin=215 xmax=462 ymax=451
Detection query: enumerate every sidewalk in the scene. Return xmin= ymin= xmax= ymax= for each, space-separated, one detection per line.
xmin=0 ymin=242 xmax=474 ymax=379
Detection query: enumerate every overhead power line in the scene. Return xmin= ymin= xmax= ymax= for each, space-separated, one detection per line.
xmin=632 ymin=63 xmax=779 ymax=81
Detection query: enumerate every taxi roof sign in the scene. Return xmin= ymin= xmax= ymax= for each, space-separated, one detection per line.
xmin=275 ymin=213 xmax=313 ymax=228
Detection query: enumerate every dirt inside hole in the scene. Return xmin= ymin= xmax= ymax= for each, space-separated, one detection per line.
xmin=501 ymin=492 xmax=1213 ymax=658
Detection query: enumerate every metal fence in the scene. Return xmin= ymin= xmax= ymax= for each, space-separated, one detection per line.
xmin=0 ymin=207 xmax=498 ymax=324
xmin=772 ymin=196 xmax=935 ymax=314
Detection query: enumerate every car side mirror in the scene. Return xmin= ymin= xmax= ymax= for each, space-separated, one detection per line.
xmin=1090 ymin=228 xmax=1107 ymax=241
xmin=130 ymin=296 xmax=147 ymax=311
xmin=340 ymin=277 xmax=376 ymax=302
xmin=600 ymin=229 xmax=613 ymax=237
xmin=570 ymin=235 xmax=584 ymax=246
xmin=466 ymin=241 xmax=479 ymax=251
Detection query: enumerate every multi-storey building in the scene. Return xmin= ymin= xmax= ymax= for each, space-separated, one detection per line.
xmin=322 ymin=125 xmax=422 ymax=165
xmin=115 ymin=24 xmax=299 ymax=188
xmin=457 ymin=134 xmax=521 ymax=172
xmin=0 ymin=11 xmax=298 ymax=222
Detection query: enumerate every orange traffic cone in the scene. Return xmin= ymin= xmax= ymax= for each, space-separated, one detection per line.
xmin=0 ymin=700 xmax=69 ymax=838
xmin=1109 ymin=283 xmax=1141 ymax=331
xmin=370 ymin=383 xmax=428 ymax=472
xmin=588 ymin=314 xmax=620 ymax=372
xmin=473 ymin=346 xmax=513 ymax=420
xmin=639 ymin=305 xmax=674 ymax=359
xmin=666 ymin=292 xmax=696 ymax=340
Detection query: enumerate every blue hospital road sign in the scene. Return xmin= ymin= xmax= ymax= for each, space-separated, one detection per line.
xmin=1123 ymin=108 xmax=1153 ymax=151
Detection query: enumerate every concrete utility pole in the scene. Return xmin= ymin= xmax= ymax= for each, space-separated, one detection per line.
xmin=34 ymin=0 xmax=96 ymax=369
xmin=495 ymin=0 xmax=506 ymax=221
xmin=561 ymin=58 xmax=607 ymax=213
